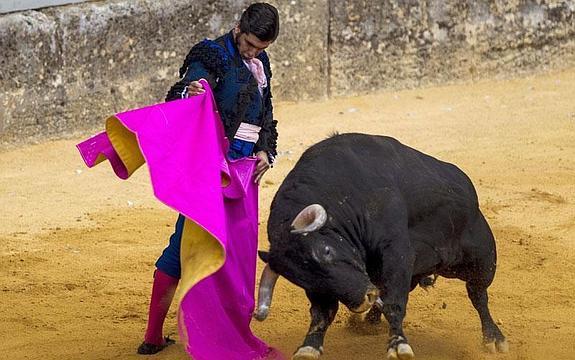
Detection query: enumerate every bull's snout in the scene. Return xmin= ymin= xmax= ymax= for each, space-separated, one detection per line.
xmin=349 ymin=286 xmax=380 ymax=313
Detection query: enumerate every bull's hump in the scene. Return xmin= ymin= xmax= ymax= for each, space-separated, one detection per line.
xmin=300 ymin=134 xmax=400 ymax=166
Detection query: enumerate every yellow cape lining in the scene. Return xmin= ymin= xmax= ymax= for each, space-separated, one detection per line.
xmin=105 ymin=115 xmax=226 ymax=304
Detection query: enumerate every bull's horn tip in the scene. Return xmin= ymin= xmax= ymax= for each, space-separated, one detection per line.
xmin=254 ymin=307 xmax=269 ymax=321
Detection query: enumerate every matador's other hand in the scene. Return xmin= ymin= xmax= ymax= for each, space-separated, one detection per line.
xmin=186 ymin=80 xmax=205 ymax=96
xmin=253 ymin=151 xmax=270 ymax=184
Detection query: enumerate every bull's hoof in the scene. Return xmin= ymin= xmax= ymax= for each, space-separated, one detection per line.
xmin=365 ymin=306 xmax=383 ymax=325
xmin=418 ymin=275 xmax=437 ymax=290
xmin=484 ymin=339 xmax=509 ymax=354
xmin=484 ymin=342 xmax=496 ymax=354
xmin=292 ymin=346 xmax=322 ymax=360
xmin=386 ymin=343 xmax=414 ymax=360
xmin=497 ymin=339 xmax=509 ymax=353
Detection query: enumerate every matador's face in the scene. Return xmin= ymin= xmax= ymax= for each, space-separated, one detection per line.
xmin=234 ymin=26 xmax=273 ymax=60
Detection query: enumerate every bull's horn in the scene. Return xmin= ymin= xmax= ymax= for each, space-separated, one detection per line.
xmin=290 ymin=204 xmax=327 ymax=234
xmin=254 ymin=264 xmax=279 ymax=321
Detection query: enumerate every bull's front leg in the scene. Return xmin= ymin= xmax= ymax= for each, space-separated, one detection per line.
xmin=377 ymin=259 xmax=415 ymax=359
xmin=378 ymin=299 xmax=414 ymax=360
xmin=293 ymin=292 xmax=339 ymax=360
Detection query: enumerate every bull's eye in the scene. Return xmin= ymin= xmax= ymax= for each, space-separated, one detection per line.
xmin=323 ymin=245 xmax=335 ymax=262
xmin=311 ymin=244 xmax=336 ymax=264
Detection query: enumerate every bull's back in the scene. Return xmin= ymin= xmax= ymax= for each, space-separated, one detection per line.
xmin=271 ymin=133 xmax=480 ymax=233
xmin=290 ymin=133 xmax=476 ymax=198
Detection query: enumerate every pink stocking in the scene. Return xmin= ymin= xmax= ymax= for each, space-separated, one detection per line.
xmin=143 ymin=269 xmax=179 ymax=345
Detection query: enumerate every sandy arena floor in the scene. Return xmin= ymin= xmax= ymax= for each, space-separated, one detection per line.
xmin=1 ymin=68 xmax=574 ymax=360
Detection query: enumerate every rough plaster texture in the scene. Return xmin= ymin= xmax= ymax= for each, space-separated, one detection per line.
xmin=1 ymin=0 xmax=574 ymax=144
xmin=329 ymin=0 xmax=575 ymax=95
xmin=0 ymin=0 xmax=328 ymax=144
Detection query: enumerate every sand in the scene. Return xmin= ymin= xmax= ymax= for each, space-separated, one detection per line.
xmin=1 ymin=67 xmax=574 ymax=360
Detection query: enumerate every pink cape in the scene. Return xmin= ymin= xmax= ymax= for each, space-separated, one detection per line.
xmin=76 ymin=81 xmax=282 ymax=360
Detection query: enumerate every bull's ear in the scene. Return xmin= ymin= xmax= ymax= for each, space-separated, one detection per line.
xmin=290 ymin=204 xmax=327 ymax=235
xmin=258 ymin=250 xmax=270 ymax=263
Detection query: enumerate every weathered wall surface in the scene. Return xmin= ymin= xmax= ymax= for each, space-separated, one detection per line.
xmin=0 ymin=0 xmax=328 ymax=144
xmin=1 ymin=0 xmax=574 ymax=145
xmin=329 ymin=0 xmax=575 ymax=94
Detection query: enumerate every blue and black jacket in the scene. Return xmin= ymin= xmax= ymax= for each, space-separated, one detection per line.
xmin=165 ymin=31 xmax=278 ymax=163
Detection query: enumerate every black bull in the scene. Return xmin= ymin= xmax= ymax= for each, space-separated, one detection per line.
xmin=255 ymin=134 xmax=508 ymax=359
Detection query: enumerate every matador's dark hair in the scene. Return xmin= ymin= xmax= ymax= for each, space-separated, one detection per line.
xmin=239 ymin=3 xmax=280 ymax=42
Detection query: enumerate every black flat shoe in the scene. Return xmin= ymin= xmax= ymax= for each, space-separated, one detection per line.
xmin=137 ymin=336 xmax=175 ymax=355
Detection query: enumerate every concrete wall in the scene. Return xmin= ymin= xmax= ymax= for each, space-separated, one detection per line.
xmin=1 ymin=0 xmax=574 ymax=145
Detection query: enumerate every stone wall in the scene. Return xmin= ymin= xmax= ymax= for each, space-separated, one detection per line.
xmin=1 ymin=0 xmax=574 ymax=145
xmin=329 ymin=0 xmax=575 ymax=94
xmin=0 ymin=0 xmax=328 ymax=144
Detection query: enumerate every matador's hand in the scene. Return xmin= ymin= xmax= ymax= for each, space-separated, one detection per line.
xmin=253 ymin=151 xmax=270 ymax=184
xmin=186 ymin=81 xmax=205 ymax=96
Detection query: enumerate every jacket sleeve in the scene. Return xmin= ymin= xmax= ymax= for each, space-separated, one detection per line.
xmin=165 ymin=40 xmax=229 ymax=102
xmin=254 ymin=52 xmax=278 ymax=164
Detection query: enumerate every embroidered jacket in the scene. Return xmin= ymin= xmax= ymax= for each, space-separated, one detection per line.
xmin=165 ymin=31 xmax=278 ymax=163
